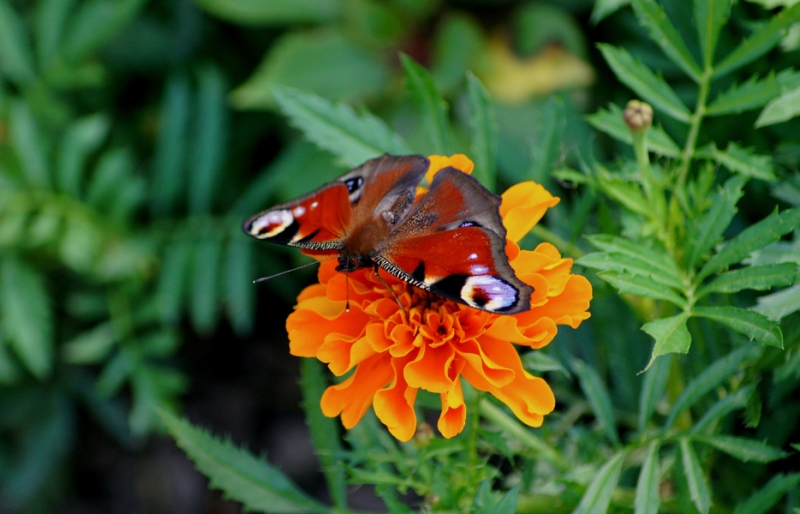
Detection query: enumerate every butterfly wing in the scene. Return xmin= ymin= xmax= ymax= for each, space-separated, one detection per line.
xmin=376 ymin=168 xmax=533 ymax=314
xmin=243 ymin=154 xmax=429 ymax=251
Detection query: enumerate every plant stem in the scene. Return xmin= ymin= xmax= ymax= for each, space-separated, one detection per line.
xmin=678 ymin=68 xmax=713 ymax=187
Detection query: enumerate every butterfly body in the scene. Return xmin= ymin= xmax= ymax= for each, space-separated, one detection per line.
xmin=244 ymin=154 xmax=533 ymax=314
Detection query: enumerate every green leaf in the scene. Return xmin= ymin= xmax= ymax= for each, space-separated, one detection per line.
xmin=400 ymin=53 xmax=451 ymax=155
xmin=522 ymin=351 xmax=570 ymax=377
xmin=10 ymin=101 xmax=50 ymax=188
xmin=231 ymin=29 xmax=388 ymax=109
xmin=631 ymin=0 xmax=702 ymax=81
xmin=189 ymin=65 xmax=228 ymax=215
xmin=467 ymin=73 xmax=498 ymax=192
xmin=86 ymin=148 xmax=134 ymax=210
xmin=35 ymin=0 xmax=76 ymax=68
xmin=586 ymin=104 xmax=681 ymax=157
xmin=597 ymin=271 xmax=687 ymax=307
xmin=161 ymin=410 xmax=327 ymax=513
xmin=695 ymin=142 xmax=776 ymax=181
xmin=578 ymin=251 xmax=684 ymax=290
xmin=64 ymin=0 xmax=146 ymax=63
xmin=706 ymin=71 xmax=800 ymax=116
xmin=573 ymin=359 xmax=620 ymax=446
xmin=680 ymin=439 xmax=711 ymax=514
xmin=62 ymin=323 xmax=116 ymax=364
xmin=690 ymin=383 xmax=755 ymax=434
xmin=693 ymin=434 xmax=788 ymax=463
xmin=591 ymin=0 xmax=630 ymax=23
xmin=595 ymin=172 xmax=651 ymax=217
xmin=273 ymin=86 xmax=410 ymax=168
xmin=635 ymin=441 xmax=660 ymax=514
xmin=0 ymin=257 xmax=54 ymax=379
xmin=597 ymin=44 xmax=691 ymax=122
xmin=224 ymin=236 xmax=255 ymax=336
xmin=642 ymin=314 xmax=690 ymax=370
xmin=665 ymin=345 xmax=759 ymax=430
xmin=756 ymin=83 xmax=800 ymax=126
xmin=685 ymin=175 xmax=746 ymax=270
xmin=574 ymin=451 xmax=626 ymax=514
xmin=586 ymin=234 xmax=682 ymax=280
xmin=733 ymin=473 xmax=800 ymax=514
xmin=698 ymin=208 xmax=800 ymax=282
xmin=754 ymin=283 xmax=800 ymax=320
xmin=693 ymin=306 xmax=783 ymax=348
xmin=697 ymin=262 xmax=798 ymax=297
xmin=638 ymin=354 xmax=671 ymax=433
xmin=151 ymin=73 xmax=190 ymax=217
xmin=0 ymin=0 xmax=36 ymax=84
xmin=694 ymin=0 xmax=731 ymax=67
xmin=193 ymin=0 xmax=340 ymax=25
xmin=299 ymin=358 xmax=347 ymax=510
xmin=57 ymin=114 xmax=110 ymax=198
xmin=714 ymin=3 xmax=800 ymax=78
xmin=190 ymin=238 xmax=222 ymax=335
xmin=158 ymin=240 xmax=192 ymax=325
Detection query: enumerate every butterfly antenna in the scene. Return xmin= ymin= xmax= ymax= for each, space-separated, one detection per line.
xmin=252 ymin=257 xmax=332 ymax=284
xmin=373 ymin=265 xmax=406 ymax=314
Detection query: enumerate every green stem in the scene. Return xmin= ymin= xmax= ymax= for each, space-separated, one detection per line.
xmin=465 ymin=384 xmax=483 ymax=471
xmin=678 ymin=68 xmax=713 ymax=187
xmin=480 ymin=399 xmax=570 ymax=471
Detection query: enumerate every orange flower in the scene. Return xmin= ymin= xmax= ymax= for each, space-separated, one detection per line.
xmin=287 ymin=155 xmax=592 ymax=442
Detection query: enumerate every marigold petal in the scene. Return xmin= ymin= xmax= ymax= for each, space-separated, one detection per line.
xmin=373 ymin=355 xmax=419 ymax=442
xmin=528 ymin=275 xmax=593 ymax=329
xmin=321 ymin=354 xmax=393 ymax=428
xmin=438 ymin=377 xmax=466 ymax=438
xmin=461 ymin=340 xmax=555 ymax=427
xmin=404 ymin=342 xmax=456 ymax=393
xmin=500 ymin=182 xmax=560 ymax=243
xmin=425 ymin=154 xmax=475 ymax=183
xmin=287 ymin=297 xmax=350 ymax=357
xmin=455 ymin=339 xmax=515 ymax=388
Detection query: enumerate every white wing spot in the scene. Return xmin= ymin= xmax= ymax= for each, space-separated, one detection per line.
xmin=250 ymin=209 xmax=294 ymax=238
xmin=310 ymin=201 xmax=319 ymax=209
xmin=293 ymin=205 xmax=306 ymax=217
xmin=461 ymin=276 xmax=517 ymax=312
xmin=468 ymin=253 xmax=479 ymax=260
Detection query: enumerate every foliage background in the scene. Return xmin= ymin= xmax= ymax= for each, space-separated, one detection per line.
xmin=0 ymin=0 xmax=798 ymax=512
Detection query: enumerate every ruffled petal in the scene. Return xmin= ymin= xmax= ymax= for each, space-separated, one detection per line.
xmin=500 ymin=182 xmax=560 ymax=242
xmin=373 ymin=354 xmax=419 ymax=442
xmin=438 ymin=374 xmax=466 ymax=438
xmin=425 ymin=154 xmax=475 ymax=183
xmin=321 ymin=354 xmax=394 ymax=428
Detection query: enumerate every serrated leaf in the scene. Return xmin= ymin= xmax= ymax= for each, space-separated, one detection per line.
xmin=691 ymin=383 xmax=755 ymax=434
xmin=638 ymin=353 xmax=671 ymax=433
xmin=0 ymin=0 xmax=36 ymax=84
xmin=161 ymin=410 xmax=327 ymax=513
xmin=0 ymin=257 xmax=54 ymax=379
xmin=10 ymin=101 xmax=50 ymax=188
xmin=685 ymin=175 xmax=746 ymax=269
xmin=706 ymin=72 xmax=789 ymax=116
xmin=695 ymin=142 xmax=776 ymax=181
xmin=714 ymin=3 xmax=800 ymax=78
xmin=680 ymin=439 xmax=712 ymax=514
xmin=591 ymin=0 xmax=630 ymax=23
xmin=193 ymin=0 xmax=340 ymax=25
xmin=665 ymin=345 xmax=759 ymax=430
xmin=598 ymin=271 xmax=687 ymax=307
xmin=698 ymin=208 xmax=800 ymax=282
xmin=64 ymin=0 xmax=147 ymax=63
xmin=596 ymin=172 xmax=651 ymax=216
xmin=693 ymin=434 xmax=788 ymax=463
xmin=642 ymin=314 xmax=691 ymax=370
xmin=631 ymin=0 xmax=702 ymax=81
xmin=400 ymin=53 xmax=451 ymax=155
xmin=151 ymin=73 xmax=190 ymax=217
xmin=597 ymin=44 xmax=691 ymax=122
xmin=574 ymin=451 xmax=626 ymax=514
xmin=573 ymin=360 xmax=620 ymax=446
xmin=494 ymin=486 xmax=519 ymax=514
xmin=273 ymin=86 xmax=410 ymax=168
xmin=467 ymin=73 xmax=498 ymax=192
xmin=190 ymin=238 xmax=222 ymax=335
xmin=587 ymin=234 xmax=682 ymax=279
xmin=224 ymin=236 xmax=255 ymax=336
xmin=586 ymin=104 xmax=681 ymax=157
xmin=189 ymin=65 xmax=227 ymax=215
xmin=552 ymin=167 xmax=593 ymax=185
xmin=756 ymin=83 xmax=800 ymax=126
xmin=693 ymin=306 xmax=783 ymax=348
xmin=578 ymin=251 xmax=684 ymax=289
xmin=62 ymin=322 xmax=116 ymax=364
xmin=695 ymin=0 xmax=732 ymax=67
xmin=733 ymin=473 xmax=800 ymax=514
xmin=697 ymin=262 xmax=798 ymax=297
xmin=57 ymin=114 xmax=110 ymax=198
xmin=754 ymin=283 xmax=800 ymax=320
xmin=635 ymin=441 xmax=660 ymax=514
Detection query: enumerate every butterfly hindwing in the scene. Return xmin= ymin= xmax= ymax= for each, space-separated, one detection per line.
xmin=378 ymin=168 xmax=533 ymax=314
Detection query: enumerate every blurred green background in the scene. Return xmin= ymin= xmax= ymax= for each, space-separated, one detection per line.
xmin=0 ymin=0 xmax=798 ymax=512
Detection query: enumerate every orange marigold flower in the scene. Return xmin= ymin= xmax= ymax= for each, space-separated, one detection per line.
xmin=287 ymin=155 xmax=592 ymax=442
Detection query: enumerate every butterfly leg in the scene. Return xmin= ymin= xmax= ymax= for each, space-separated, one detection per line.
xmin=373 ymin=264 xmax=406 ymax=314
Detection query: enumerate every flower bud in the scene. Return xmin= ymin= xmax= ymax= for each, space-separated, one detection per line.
xmin=623 ymin=100 xmax=653 ymax=133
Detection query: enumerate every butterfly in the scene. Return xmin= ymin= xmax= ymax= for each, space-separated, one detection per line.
xmin=242 ymin=154 xmax=532 ymax=314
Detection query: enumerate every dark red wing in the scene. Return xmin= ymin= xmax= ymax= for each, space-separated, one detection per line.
xmin=377 ymin=168 xmax=532 ymax=314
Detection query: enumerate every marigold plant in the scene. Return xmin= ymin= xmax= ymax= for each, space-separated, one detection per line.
xmin=286 ymin=155 xmax=592 ymax=441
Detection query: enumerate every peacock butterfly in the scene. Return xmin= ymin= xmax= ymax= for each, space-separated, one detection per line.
xmin=242 ymin=154 xmax=532 ymax=314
